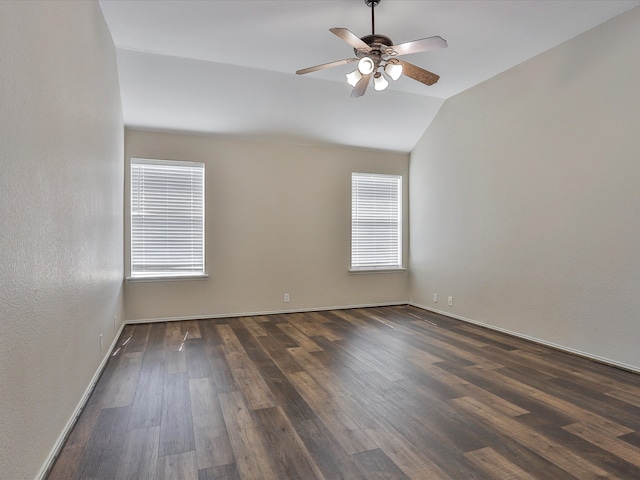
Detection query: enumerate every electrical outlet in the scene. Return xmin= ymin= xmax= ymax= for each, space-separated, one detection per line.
xmin=99 ymin=333 xmax=104 ymax=351
xmin=448 ymin=296 xmax=453 ymax=307
xmin=433 ymin=293 xmax=438 ymax=303
xmin=284 ymin=293 xmax=290 ymax=303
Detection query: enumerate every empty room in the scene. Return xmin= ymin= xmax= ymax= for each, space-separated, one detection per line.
xmin=2 ymin=1 xmax=640 ymax=479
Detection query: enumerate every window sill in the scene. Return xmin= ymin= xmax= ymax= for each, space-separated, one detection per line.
xmin=349 ymin=268 xmax=407 ymax=274
xmin=126 ymin=274 xmax=209 ymax=283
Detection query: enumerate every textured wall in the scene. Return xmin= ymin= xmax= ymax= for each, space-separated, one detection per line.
xmin=0 ymin=2 xmax=124 ymax=478
xmin=124 ymin=130 xmax=409 ymax=321
xmin=409 ymin=7 xmax=640 ymax=370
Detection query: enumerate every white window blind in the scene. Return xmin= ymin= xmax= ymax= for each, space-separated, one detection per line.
xmin=130 ymin=158 xmax=205 ymax=278
xmin=351 ymin=173 xmax=402 ymax=270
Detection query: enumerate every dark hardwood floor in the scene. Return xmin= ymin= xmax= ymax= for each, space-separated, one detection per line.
xmin=47 ymin=306 xmax=640 ymax=479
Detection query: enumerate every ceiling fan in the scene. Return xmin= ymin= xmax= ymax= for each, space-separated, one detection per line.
xmin=296 ymin=0 xmax=447 ymax=97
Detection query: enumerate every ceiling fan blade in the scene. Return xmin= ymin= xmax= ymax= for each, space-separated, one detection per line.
xmin=390 ymin=36 xmax=447 ymax=56
xmin=296 ymin=57 xmax=357 ymax=75
xmin=350 ymin=72 xmax=372 ymax=98
xmin=330 ymin=27 xmax=372 ymax=53
xmin=396 ymin=59 xmax=440 ymax=86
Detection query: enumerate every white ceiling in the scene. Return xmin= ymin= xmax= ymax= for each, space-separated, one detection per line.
xmin=99 ymin=0 xmax=640 ymax=152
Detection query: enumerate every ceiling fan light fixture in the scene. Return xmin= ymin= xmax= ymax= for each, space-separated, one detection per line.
xmin=384 ymin=62 xmax=403 ymax=81
xmin=346 ymin=69 xmax=363 ymax=87
xmin=373 ymin=72 xmax=388 ymax=91
xmin=357 ymin=56 xmax=375 ymax=75
xmin=296 ymin=0 xmax=447 ymax=97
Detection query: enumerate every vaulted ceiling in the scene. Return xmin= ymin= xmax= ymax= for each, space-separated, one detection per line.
xmin=99 ymin=0 xmax=640 ymax=152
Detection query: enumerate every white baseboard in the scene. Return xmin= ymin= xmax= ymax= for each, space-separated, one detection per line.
xmin=125 ymin=301 xmax=408 ymax=324
xmin=409 ymin=302 xmax=640 ymax=375
xmin=36 ymin=321 xmax=127 ymax=480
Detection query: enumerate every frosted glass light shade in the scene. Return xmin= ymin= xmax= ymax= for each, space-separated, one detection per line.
xmin=346 ymin=70 xmax=362 ymax=87
xmin=373 ymin=73 xmax=388 ymax=91
xmin=357 ymin=57 xmax=375 ymax=75
xmin=384 ymin=62 xmax=403 ymax=81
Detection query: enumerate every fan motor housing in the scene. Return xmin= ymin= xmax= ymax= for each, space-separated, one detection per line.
xmin=354 ymin=34 xmax=394 ymax=60
xmin=361 ymin=34 xmax=393 ymax=47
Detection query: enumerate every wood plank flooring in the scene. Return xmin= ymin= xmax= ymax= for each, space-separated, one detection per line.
xmin=47 ymin=306 xmax=640 ymax=479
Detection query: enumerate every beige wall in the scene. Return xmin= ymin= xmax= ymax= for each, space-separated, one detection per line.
xmin=124 ymin=130 xmax=409 ymax=321
xmin=0 ymin=2 xmax=124 ymax=479
xmin=409 ymin=7 xmax=640 ymax=370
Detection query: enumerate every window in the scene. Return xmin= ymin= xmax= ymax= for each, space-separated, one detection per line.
xmin=130 ymin=158 xmax=205 ymax=279
xmin=351 ymin=173 xmax=402 ymax=271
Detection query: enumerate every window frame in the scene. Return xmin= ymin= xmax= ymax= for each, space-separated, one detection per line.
xmin=350 ymin=172 xmax=403 ymax=272
xmin=128 ymin=157 xmax=207 ymax=281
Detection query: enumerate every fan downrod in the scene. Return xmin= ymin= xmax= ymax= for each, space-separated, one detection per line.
xmin=365 ymin=0 xmax=381 ymax=35
xmin=356 ymin=0 xmax=390 ymax=55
